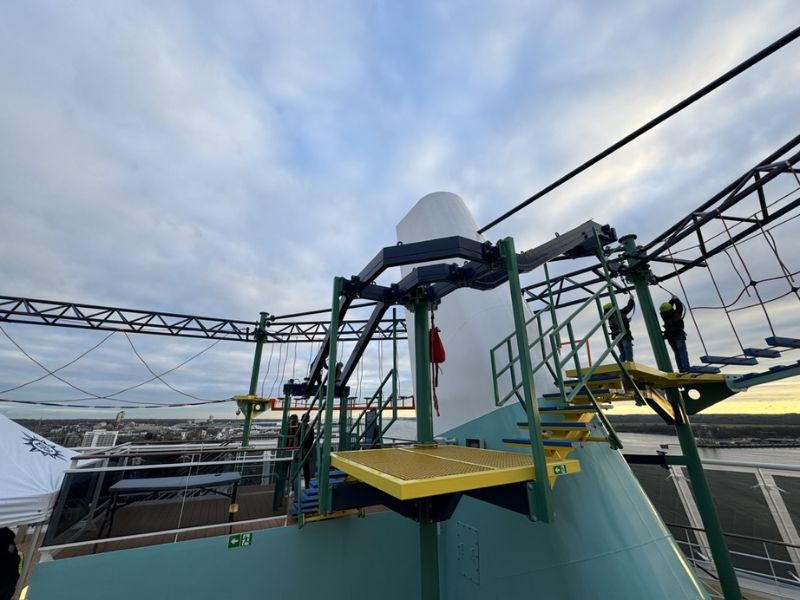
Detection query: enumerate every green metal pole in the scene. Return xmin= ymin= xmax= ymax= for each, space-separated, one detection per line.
xmin=413 ymin=298 xmax=434 ymax=444
xmin=419 ymin=502 xmax=440 ymax=600
xmin=241 ymin=312 xmax=269 ymax=448
xmin=319 ymin=277 xmax=343 ymax=515
xmin=411 ymin=296 xmax=440 ymax=600
xmin=338 ymin=359 xmax=349 ymax=452
xmin=620 ymin=234 xmax=741 ymax=600
xmin=499 ymin=238 xmax=554 ymax=523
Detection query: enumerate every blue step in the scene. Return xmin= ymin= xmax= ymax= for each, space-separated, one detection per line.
xmin=689 ymin=365 xmax=721 ymax=374
xmin=744 ymin=347 xmax=781 ymax=359
xmin=700 ymin=355 xmax=758 ymax=366
xmin=540 ymin=405 xmax=597 ymax=412
xmin=766 ymin=336 xmax=800 ymax=349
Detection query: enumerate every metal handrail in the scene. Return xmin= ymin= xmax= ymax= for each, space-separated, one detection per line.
xmin=673 ymin=533 xmax=800 ymax=589
xmin=348 ymin=369 xmax=396 ymax=439
xmin=666 ymin=522 xmax=800 ymax=551
xmin=66 ymin=455 xmax=290 ymax=474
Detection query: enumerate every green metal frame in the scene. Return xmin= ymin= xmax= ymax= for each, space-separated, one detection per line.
xmin=272 ymin=391 xmax=294 ymax=511
xmin=318 ymin=277 xmax=344 ymax=515
xmin=348 ymin=368 xmax=398 ymax=448
xmin=498 ymin=238 xmax=554 ymax=523
xmin=409 ymin=296 xmax=440 ymax=600
xmin=240 ymin=312 xmax=269 ymax=448
xmin=619 ymin=234 xmax=742 ymax=600
xmin=489 ymin=265 xmax=627 ymax=452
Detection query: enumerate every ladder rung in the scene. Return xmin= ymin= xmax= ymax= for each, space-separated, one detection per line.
xmin=542 ymin=389 xmax=612 ymax=399
xmin=689 ymin=365 xmax=721 ymax=374
xmin=502 ymin=438 xmax=582 ymax=448
xmin=539 ymin=405 xmax=598 ymax=412
xmin=516 ymin=421 xmax=588 ymax=430
xmin=766 ymin=336 xmax=800 ymax=349
xmin=743 ymin=347 xmax=781 ymax=358
xmin=541 ymin=422 xmax=587 ymax=430
xmin=563 ymin=374 xmax=622 ymax=384
xmin=700 ymin=355 xmax=758 ymax=366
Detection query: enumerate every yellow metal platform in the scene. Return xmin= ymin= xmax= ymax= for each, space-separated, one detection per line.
xmin=566 ymin=361 xmax=726 ymax=388
xmin=330 ymin=445 xmax=580 ymax=500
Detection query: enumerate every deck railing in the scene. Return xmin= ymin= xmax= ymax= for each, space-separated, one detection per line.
xmin=45 ymin=444 xmax=291 ymax=550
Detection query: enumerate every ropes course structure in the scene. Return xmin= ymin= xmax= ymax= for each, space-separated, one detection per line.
xmin=524 ymin=133 xmax=800 ymax=385
xmin=1 ymin=27 xmax=798 ymax=418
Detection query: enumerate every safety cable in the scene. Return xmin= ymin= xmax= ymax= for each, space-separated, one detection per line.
xmin=478 ymin=25 xmax=800 ymax=233
xmin=0 ymin=397 xmax=231 ymax=409
xmin=0 ymin=330 xmax=116 ymax=393
xmin=719 ymin=220 xmax=776 ymax=336
xmin=0 ymin=325 xmax=105 ymax=398
xmin=689 ymin=269 xmax=800 ymax=310
xmin=704 ymin=260 xmax=746 ymax=351
xmin=123 ymin=333 xmax=227 ymax=402
xmin=259 ymin=342 xmax=276 ymax=398
xmin=759 ymin=225 xmax=800 ymax=303
xmin=268 ymin=343 xmax=286 ymax=397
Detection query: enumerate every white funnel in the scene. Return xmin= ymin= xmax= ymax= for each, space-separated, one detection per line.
xmin=396 ymin=192 xmax=553 ymax=435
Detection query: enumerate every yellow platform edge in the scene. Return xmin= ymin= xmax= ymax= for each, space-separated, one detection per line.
xmin=565 ymin=361 xmax=726 ymax=387
xmin=331 ymin=449 xmax=580 ymax=501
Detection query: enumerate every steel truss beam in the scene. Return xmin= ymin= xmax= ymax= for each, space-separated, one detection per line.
xmin=0 ymin=296 xmax=406 ymax=343
xmin=524 ymin=135 xmax=800 ymax=309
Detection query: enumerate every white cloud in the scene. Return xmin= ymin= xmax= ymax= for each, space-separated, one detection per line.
xmin=1 ymin=1 xmax=799 ymax=418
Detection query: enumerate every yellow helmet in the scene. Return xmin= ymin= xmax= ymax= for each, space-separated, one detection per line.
xmin=602 ymin=303 xmax=612 ymax=311
xmin=659 ymin=302 xmax=672 ymax=312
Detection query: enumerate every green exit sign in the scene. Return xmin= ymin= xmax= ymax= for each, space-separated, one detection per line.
xmin=552 ymin=464 xmax=568 ymax=475
xmin=228 ymin=532 xmax=253 ymax=548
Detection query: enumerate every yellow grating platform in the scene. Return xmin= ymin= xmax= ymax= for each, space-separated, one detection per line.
xmin=566 ymin=361 xmax=726 ymax=388
xmin=330 ymin=445 xmax=580 ymax=500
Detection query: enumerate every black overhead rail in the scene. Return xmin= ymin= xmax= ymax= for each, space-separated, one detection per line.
xmin=289 ymin=220 xmax=616 ymax=398
xmin=478 ymin=25 xmax=800 ymax=234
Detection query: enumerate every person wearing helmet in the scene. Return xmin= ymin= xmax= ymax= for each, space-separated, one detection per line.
xmin=660 ymin=296 xmax=690 ymax=372
xmin=603 ymin=296 xmax=635 ymax=362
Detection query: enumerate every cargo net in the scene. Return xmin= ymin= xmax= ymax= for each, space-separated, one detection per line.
xmin=656 ymin=168 xmax=800 ymax=371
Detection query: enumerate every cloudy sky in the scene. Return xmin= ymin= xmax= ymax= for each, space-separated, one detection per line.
xmin=1 ymin=1 xmax=799 ymax=420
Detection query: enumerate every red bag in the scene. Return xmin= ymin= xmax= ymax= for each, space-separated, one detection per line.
xmin=429 ymin=313 xmax=445 ymax=416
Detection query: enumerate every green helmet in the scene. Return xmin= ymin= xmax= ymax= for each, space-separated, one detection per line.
xmin=659 ymin=302 xmax=673 ymax=312
xmin=602 ymin=303 xmax=612 ymax=311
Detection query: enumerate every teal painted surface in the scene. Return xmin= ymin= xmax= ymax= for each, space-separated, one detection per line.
xmin=29 ymin=511 xmax=421 ymax=600
xmin=441 ymin=404 xmax=708 ymax=599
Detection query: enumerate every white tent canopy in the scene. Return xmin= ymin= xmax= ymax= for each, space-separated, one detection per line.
xmin=0 ymin=413 xmax=77 ymax=528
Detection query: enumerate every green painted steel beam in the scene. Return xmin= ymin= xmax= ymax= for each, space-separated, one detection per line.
xmin=241 ymin=312 xmax=269 ymax=448
xmin=728 ymin=363 xmax=800 ymax=390
xmin=620 ymin=234 xmax=742 ymax=600
xmin=413 ymin=298 xmax=434 ymax=444
xmin=419 ymin=502 xmax=440 ymax=600
xmin=499 ymin=238 xmax=554 ymax=523
xmin=318 ymin=277 xmax=344 ymax=515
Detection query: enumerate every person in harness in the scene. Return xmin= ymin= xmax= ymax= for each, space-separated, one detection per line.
xmin=603 ymin=296 xmax=635 ymax=362
xmin=660 ymin=296 xmax=690 ymax=372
